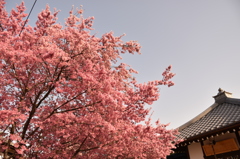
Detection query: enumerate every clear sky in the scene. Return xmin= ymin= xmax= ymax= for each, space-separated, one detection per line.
xmin=5 ymin=0 xmax=240 ymax=129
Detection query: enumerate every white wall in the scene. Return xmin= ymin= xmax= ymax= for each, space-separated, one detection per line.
xmin=188 ymin=142 xmax=204 ymax=159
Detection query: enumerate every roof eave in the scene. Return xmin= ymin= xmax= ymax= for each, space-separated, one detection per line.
xmin=179 ymin=121 xmax=240 ymax=143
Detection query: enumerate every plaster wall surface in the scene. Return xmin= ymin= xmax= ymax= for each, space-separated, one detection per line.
xmin=188 ymin=142 xmax=204 ymax=159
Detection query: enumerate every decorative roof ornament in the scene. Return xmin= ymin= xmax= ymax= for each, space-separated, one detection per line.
xmin=214 ymin=88 xmax=232 ymax=104
xmin=218 ymin=88 xmax=224 ymax=94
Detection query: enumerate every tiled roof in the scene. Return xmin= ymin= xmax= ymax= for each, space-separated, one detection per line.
xmin=178 ymin=90 xmax=240 ymax=140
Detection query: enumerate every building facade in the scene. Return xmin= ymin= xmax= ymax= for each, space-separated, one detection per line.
xmin=168 ymin=89 xmax=240 ymax=159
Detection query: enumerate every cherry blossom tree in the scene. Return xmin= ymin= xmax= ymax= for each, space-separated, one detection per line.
xmin=0 ymin=1 xmax=177 ymax=158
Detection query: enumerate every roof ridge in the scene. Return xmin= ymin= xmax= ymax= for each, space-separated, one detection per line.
xmin=225 ymin=97 xmax=240 ymax=105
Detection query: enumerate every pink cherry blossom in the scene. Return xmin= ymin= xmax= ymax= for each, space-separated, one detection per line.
xmin=0 ymin=1 xmax=178 ymax=158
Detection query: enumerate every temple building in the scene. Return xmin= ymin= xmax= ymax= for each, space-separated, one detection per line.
xmin=168 ymin=89 xmax=240 ymax=159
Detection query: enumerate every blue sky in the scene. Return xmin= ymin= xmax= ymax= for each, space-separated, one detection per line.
xmin=5 ymin=0 xmax=240 ymax=129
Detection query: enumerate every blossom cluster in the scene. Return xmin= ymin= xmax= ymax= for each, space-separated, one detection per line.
xmin=0 ymin=1 xmax=177 ymax=158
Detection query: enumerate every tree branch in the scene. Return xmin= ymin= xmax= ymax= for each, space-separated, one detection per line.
xmin=71 ymin=135 xmax=88 ymax=159
xmin=26 ymin=127 xmax=39 ymax=140
xmin=21 ymin=102 xmax=37 ymax=139
xmin=60 ymin=100 xmax=101 ymax=113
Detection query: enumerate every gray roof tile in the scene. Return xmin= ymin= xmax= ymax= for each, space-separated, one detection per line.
xmin=178 ymin=98 xmax=240 ymax=140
